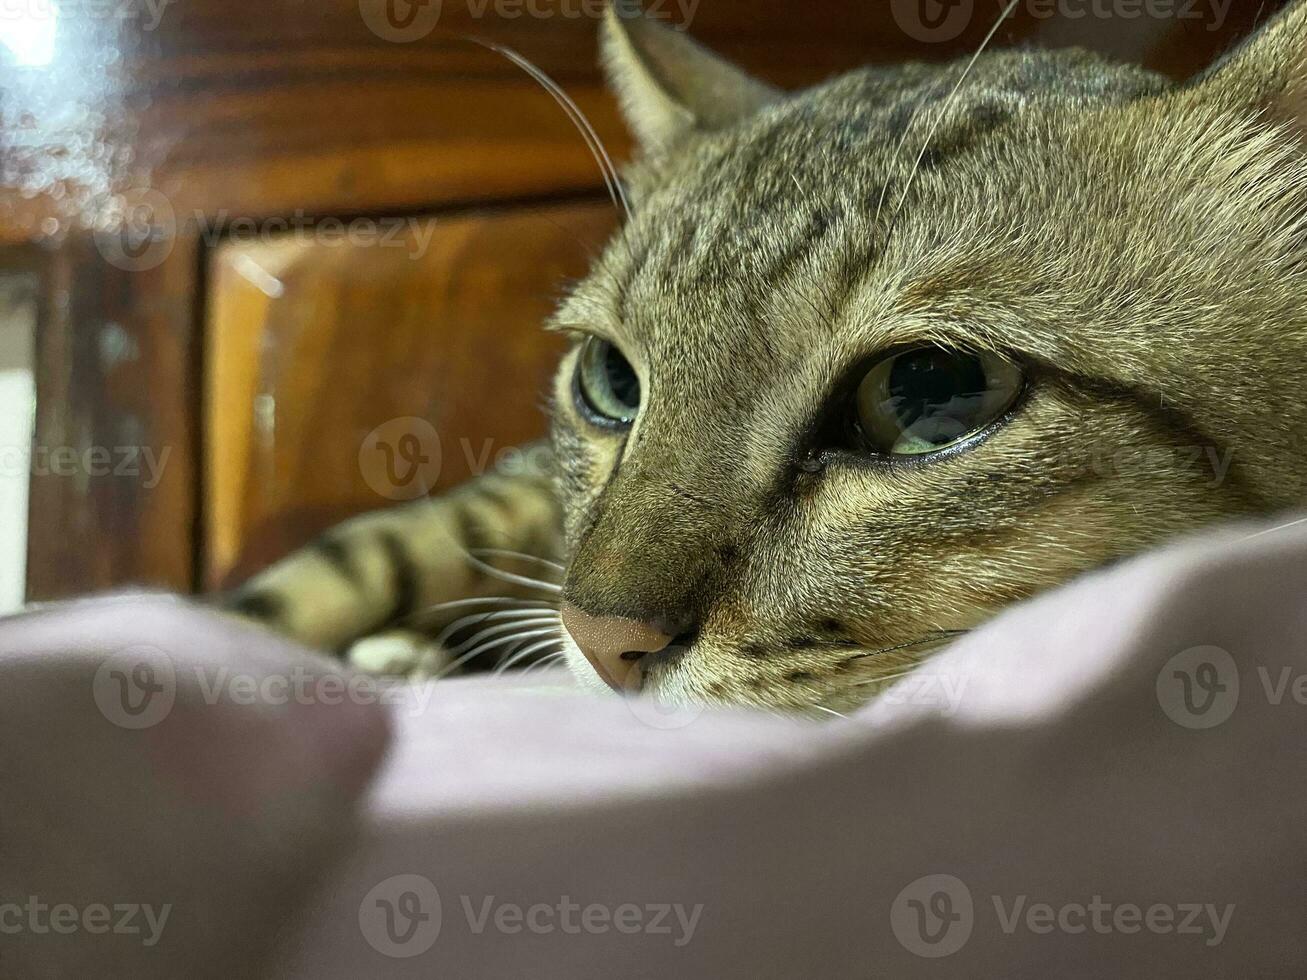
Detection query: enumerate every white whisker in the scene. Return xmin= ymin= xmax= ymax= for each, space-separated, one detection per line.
xmin=420 ymin=596 xmax=553 ymax=614
xmin=522 ymin=651 xmax=568 ymax=675
xmin=874 ymin=72 xmax=953 ymax=231
xmin=496 ymin=635 xmax=564 ymax=675
xmin=401 ymin=596 xmax=553 ymax=629
xmin=434 ymin=626 xmax=560 ymax=680
xmin=470 ymin=548 xmax=566 ymax=575
xmin=448 ymin=617 xmax=559 ymax=655
xmin=467 ymin=37 xmax=633 ymax=221
xmin=1243 ymin=515 xmax=1307 ymax=541
xmin=811 ymin=705 xmax=849 ymax=721
xmin=436 ymin=608 xmax=559 ymax=647
xmin=854 ymin=668 xmax=921 ymax=688
xmin=463 ymin=552 xmax=563 ymax=594
xmin=891 ymin=0 xmax=1021 ymax=226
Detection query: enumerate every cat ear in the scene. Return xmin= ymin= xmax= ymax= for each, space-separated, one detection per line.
xmin=601 ymin=0 xmax=781 ymax=154
xmin=1200 ymin=3 xmax=1307 ymax=133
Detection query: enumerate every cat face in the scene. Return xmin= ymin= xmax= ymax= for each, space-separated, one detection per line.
xmin=550 ymin=4 xmax=1307 ymax=712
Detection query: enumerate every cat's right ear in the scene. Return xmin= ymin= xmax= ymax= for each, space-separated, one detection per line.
xmin=1198 ymin=2 xmax=1307 ymax=135
xmin=601 ymin=0 xmax=781 ymax=155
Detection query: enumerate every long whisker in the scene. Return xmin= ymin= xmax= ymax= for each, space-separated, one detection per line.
xmin=462 ymin=552 xmax=563 ymax=594
xmin=448 ymin=617 xmax=559 ymax=655
xmin=854 ymin=667 xmax=928 ymax=688
xmin=848 ymin=629 xmax=969 ymax=662
xmin=496 ymin=635 xmax=564 ymax=675
xmin=873 ymin=75 xmax=953 ymax=233
xmin=890 ymin=0 xmax=1021 ymax=230
xmin=465 ymin=37 xmax=633 ymax=221
xmin=432 ymin=644 xmax=497 ymax=681
xmin=522 ymin=651 xmax=568 ymax=675
xmin=811 ymin=705 xmax=849 ymax=721
xmin=435 ymin=608 xmax=560 ymax=647
xmin=469 ymin=548 xmax=566 ymax=575
xmin=434 ymin=625 xmax=560 ymax=680
xmin=400 ymin=596 xmax=554 ymax=630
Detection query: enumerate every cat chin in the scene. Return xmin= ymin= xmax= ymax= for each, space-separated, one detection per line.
xmin=559 ymin=635 xmax=870 ymax=714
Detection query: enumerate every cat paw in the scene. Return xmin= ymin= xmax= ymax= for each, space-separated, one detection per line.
xmin=346 ymin=630 xmax=452 ymax=680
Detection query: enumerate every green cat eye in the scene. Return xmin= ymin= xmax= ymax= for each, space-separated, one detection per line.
xmin=854 ymin=346 xmax=1023 ymax=457
xmin=575 ymin=337 xmax=642 ymax=426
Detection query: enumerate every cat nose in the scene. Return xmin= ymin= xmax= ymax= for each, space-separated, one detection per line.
xmin=560 ymin=602 xmax=676 ymax=692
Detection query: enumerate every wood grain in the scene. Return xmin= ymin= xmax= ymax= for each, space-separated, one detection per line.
xmin=24 ymin=239 xmax=200 ymax=600
xmin=4 ymin=1 xmax=1283 ymax=246
xmin=204 ymin=197 xmax=615 ymax=589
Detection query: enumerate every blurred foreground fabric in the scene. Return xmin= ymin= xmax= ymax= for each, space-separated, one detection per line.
xmin=2 ymin=516 xmax=1307 ymax=978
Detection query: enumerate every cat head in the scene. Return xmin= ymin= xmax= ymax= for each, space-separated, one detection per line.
xmin=549 ymin=1 xmax=1307 ymax=712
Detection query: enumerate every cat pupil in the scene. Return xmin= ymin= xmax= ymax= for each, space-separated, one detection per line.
xmin=575 ymin=337 xmax=642 ymax=425
xmin=605 ymin=345 xmax=640 ymax=410
xmin=887 ymin=350 xmax=987 ymax=446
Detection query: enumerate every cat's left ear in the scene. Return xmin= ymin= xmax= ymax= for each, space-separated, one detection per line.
xmin=601 ymin=0 xmax=781 ymax=155
xmin=1199 ymin=3 xmax=1307 ymax=133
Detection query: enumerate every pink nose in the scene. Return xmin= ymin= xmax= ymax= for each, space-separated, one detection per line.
xmin=560 ymin=602 xmax=675 ymax=692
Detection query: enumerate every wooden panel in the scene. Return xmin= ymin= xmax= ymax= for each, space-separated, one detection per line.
xmin=25 ymin=239 xmax=200 ymax=600
xmin=204 ymin=198 xmax=616 ymax=589
xmin=3 ymin=1 xmax=1286 ymax=247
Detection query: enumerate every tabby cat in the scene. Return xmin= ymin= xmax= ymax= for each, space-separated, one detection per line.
xmin=229 ymin=1 xmax=1307 ymax=713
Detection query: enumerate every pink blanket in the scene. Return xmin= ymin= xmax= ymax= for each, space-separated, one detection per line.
xmin=3 ymin=515 xmax=1307 ymax=978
